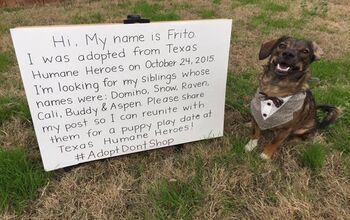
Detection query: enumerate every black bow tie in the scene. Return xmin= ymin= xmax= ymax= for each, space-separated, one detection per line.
xmin=259 ymin=92 xmax=284 ymax=108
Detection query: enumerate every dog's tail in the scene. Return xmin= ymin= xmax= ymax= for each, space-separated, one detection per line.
xmin=317 ymin=105 xmax=341 ymax=129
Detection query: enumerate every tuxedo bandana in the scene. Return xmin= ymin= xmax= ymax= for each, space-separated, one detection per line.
xmin=251 ymin=90 xmax=306 ymax=130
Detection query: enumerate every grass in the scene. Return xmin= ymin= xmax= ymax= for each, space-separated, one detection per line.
xmin=212 ymin=135 xmax=246 ymax=168
xmin=177 ymin=2 xmax=193 ymax=10
xmin=222 ymin=196 xmax=237 ymax=214
xmin=0 ymin=52 xmax=12 ymax=73
xmin=146 ymin=156 xmax=205 ymax=219
xmin=146 ymin=179 xmax=204 ymax=219
xmin=199 ymin=9 xmax=216 ymax=19
xmin=226 ymin=70 xmax=257 ymax=115
xmin=126 ymin=155 xmax=146 ymax=178
xmin=301 ymin=0 xmax=329 ymax=17
xmin=327 ymin=126 xmax=350 ymax=154
xmin=243 ymin=1 xmax=304 ymax=33
xmin=133 ymin=1 xmax=180 ymax=21
xmin=0 ymin=148 xmax=49 ymax=213
xmin=0 ymin=7 xmax=24 ymax=13
xmin=310 ymin=58 xmax=350 ymax=155
xmin=310 ymin=57 xmax=350 ymax=84
xmin=0 ymin=24 xmax=10 ymax=34
xmin=263 ymin=2 xmax=289 ymax=12
xmin=0 ymin=96 xmax=31 ymax=125
xmin=249 ymin=11 xmax=305 ymax=33
xmin=237 ymin=0 xmax=263 ymax=5
xmin=71 ymin=12 xmax=104 ymax=24
xmin=313 ymin=86 xmax=350 ymax=108
xmin=299 ymin=144 xmax=326 ymax=170
xmin=229 ymin=135 xmax=246 ymax=157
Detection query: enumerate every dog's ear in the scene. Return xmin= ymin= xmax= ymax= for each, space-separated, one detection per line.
xmin=259 ymin=36 xmax=290 ymax=60
xmin=312 ymin=41 xmax=323 ymax=61
xmin=259 ymin=39 xmax=278 ymax=60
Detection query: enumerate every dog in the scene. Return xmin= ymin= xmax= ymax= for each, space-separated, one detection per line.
xmin=245 ymin=36 xmax=340 ymax=159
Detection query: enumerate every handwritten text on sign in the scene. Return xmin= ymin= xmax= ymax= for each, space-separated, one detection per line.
xmin=11 ymin=20 xmax=232 ymax=171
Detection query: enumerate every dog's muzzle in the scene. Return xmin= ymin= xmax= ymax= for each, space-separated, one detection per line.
xmin=274 ymin=50 xmax=299 ymax=75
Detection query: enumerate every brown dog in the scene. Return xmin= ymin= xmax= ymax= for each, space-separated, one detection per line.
xmin=245 ymin=36 xmax=340 ymax=159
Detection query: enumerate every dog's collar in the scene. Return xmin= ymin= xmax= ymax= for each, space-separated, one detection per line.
xmin=258 ymin=92 xmax=285 ymax=108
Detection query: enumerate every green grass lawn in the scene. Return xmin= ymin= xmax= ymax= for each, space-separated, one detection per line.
xmin=0 ymin=148 xmax=49 ymax=213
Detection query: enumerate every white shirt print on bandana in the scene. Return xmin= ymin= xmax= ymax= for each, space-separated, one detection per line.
xmin=260 ymin=95 xmax=292 ymax=120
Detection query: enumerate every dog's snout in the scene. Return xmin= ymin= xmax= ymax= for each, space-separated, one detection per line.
xmin=282 ymin=49 xmax=297 ymax=59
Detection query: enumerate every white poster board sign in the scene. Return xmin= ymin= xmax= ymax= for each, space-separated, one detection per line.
xmin=11 ymin=19 xmax=232 ymax=171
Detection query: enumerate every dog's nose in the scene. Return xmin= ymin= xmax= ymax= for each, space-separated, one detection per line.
xmin=282 ymin=49 xmax=296 ymax=59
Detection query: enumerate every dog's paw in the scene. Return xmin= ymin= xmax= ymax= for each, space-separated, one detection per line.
xmin=244 ymin=139 xmax=258 ymax=152
xmin=260 ymin=152 xmax=271 ymax=160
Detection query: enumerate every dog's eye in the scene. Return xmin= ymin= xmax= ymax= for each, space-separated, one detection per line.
xmin=278 ymin=43 xmax=287 ymax=49
xmin=302 ymin=49 xmax=310 ymax=54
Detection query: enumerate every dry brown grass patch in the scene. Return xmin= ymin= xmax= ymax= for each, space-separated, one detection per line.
xmin=25 ymin=161 xmax=137 ymax=219
xmin=0 ymin=118 xmax=35 ymax=148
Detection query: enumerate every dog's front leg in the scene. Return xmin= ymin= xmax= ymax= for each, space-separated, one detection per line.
xmin=245 ymin=119 xmax=261 ymax=152
xmin=260 ymin=128 xmax=291 ymax=159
